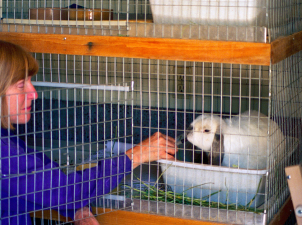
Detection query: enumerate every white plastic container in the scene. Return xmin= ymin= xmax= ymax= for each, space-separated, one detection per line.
xmin=158 ymin=159 xmax=266 ymax=207
xmin=149 ymin=0 xmax=266 ymax=26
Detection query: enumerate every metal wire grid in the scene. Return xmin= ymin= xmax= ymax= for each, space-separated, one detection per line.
xmin=268 ymin=0 xmax=302 ymax=42
xmin=128 ymin=58 xmax=301 ymax=224
xmin=0 ymin=85 xmax=134 ymax=224
xmin=131 ymin=60 xmax=269 ymax=224
xmin=29 ymin=53 xmax=302 ymax=223
xmin=267 ymin=51 xmax=302 ymax=223
xmin=32 ymin=54 xmax=137 ymax=90
xmin=0 ymin=2 xmax=301 ymax=225
xmin=1 ymin=0 xmax=301 ymax=42
xmin=1 ymin=0 xmax=130 ymax=19
xmin=1 ymin=0 xmax=130 ymax=36
xmin=32 ymin=54 xmax=270 ymax=115
xmin=0 ymin=52 xmax=299 ymax=224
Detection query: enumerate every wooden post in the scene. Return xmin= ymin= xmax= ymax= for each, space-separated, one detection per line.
xmin=285 ymin=164 xmax=302 ymax=225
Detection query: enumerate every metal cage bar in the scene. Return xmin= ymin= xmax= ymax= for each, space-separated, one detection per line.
xmin=1 ymin=0 xmax=301 ymax=42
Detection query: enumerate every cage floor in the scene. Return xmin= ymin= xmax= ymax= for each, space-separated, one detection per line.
xmin=127 ymin=199 xmax=265 ymax=225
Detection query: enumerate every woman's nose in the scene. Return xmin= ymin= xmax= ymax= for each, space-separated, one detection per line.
xmin=26 ymin=81 xmax=38 ymax=100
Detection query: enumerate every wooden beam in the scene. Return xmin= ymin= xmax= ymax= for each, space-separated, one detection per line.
xmin=271 ymin=31 xmax=302 ymax=64
xmin=30 ymin=208 xmax=230 ymax=225
xmin=285 ymin=165 xmax=302 ymax=225
xmin=269 ymin=197 xmax=294 ymax=225
xmin=92 ymin=209 xmax=230 ymax=225
xmin=0 ymin=32 xmax=271 ymax=65
xmin=29 ymin=209 xmax=73 ymax=222
xmin=2 ymin=30 xmax=302 ymax=66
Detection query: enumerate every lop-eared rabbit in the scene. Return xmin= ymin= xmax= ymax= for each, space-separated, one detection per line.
xmin=187 ymin=111 xmax=285 ymax=170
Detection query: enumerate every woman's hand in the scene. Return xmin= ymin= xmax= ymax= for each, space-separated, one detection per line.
xmin=126 ymin=132 xmax=177 ymax=169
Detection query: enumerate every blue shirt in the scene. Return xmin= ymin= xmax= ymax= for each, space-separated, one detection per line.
xmin=0 ymin=128 xmax=132 ymax=224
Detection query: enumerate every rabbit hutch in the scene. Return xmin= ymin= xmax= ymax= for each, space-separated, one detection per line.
xmin=0 ymin=0 xmax=302 ymax=224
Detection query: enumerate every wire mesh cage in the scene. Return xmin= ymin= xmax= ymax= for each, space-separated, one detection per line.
xmin=18 ymin=52 xmax=301 ymax=224
xmin=0 ymin=0 xmax=302 ymax=225
xmin=127 ymin=57 xmax=301 ymax=224
xmin=1 ymin=0 xmax=301 ymax=42
xmin=0 ymin=84 xmax=135 ymax=224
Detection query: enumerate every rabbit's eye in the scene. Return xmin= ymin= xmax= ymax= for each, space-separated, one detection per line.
xmin=204 ymin=129 xmax=210 ymax=133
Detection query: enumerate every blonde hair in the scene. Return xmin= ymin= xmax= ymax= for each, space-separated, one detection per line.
xmin=0 ymin=41 xmax=39 ymax=129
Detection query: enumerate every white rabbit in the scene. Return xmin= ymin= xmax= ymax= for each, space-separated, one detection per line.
xmin=186 ymin=110 xmax=285 ymax=170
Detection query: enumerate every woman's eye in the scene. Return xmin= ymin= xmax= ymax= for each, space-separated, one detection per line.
xmin=17 ymin=80 xmax=25 ymax=89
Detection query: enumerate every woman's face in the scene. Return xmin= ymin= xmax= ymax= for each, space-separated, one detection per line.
xmin=5 ymin=77 xmax=38 ymax=124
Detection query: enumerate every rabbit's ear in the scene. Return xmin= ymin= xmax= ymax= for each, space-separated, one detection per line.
xmin=209 ymin=132 xmax=224 ymax=166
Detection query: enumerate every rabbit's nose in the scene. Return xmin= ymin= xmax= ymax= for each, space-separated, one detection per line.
xmin=176 ymin=133 xmax=185 ymax=145
xmin=186 ymin=125 xmax=193 ymax=136
xmin=187 ymin=125 xmax=193 ymax=131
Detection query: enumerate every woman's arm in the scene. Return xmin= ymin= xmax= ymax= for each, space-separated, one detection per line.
xmin=1 ymin=140 xmax=131 ymax=217
xmin=126 ymin=132 xmax=177 ymax=169
xmin=1 ymin=131 xmax=176 ymax=219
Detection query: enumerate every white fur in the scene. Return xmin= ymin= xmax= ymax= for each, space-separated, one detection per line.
xmin=187 ymin=111 xmax=285 ymax=170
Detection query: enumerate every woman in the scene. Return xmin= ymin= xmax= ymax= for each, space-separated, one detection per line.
xmin=0 ymin=40 xmax=177 ymax=224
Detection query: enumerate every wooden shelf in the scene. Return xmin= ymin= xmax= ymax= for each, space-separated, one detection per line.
xmin=30 ymin=197 xmax=293 ymax=225
xmin=91 ymin=209 xmax=228 ymax=225
xmin=0 ymin=30 xmax=301 ymax=65
xmin=29 ymin=208 xmax=228 ymax=225
xmin=0 ymin=31 xmax=269 ymax=65
xmin=271 ymin=31 xmax=302 ymax=64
